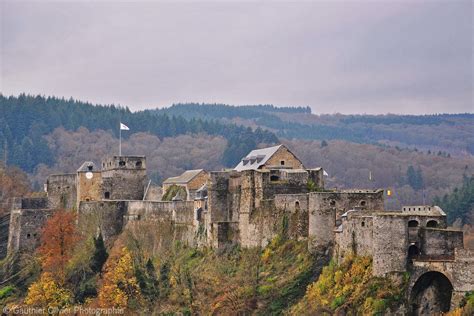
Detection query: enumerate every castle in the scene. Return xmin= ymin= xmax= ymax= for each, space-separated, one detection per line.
xmin=6 ymin=144 xmax=474 ymax=313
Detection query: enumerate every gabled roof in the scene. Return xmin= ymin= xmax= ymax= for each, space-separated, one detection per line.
xmin=77 ymin=161 xmax=96 ymax=172
xmin=163 ymin=169 xmax=205 ymax=184
xmin=234 ymin=145 xmax=283 ymax=171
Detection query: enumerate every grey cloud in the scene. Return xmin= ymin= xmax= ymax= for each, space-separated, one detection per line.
xmin=1 ymin=0 xmax=472 ymax=114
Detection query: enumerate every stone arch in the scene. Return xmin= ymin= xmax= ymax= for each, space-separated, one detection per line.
xmin=409 ymin=271 xmax=453 ymax=315
xmin=426 ymin=220 xmax=438 ymax=228
xmin=408 ymin=220 xmax=419 ymax=227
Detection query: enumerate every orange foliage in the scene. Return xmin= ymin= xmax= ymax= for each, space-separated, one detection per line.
xmin=98 ymin=246 xmax=143 ymax=309
xmin=38 ymin=210 xmax=79 ymax=283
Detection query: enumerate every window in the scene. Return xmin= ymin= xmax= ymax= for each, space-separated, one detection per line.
xmin=119 ymin=161 xmax=126 ymax=167
xmin=87 ymin=165 xmax=93 ymax=171
xmin=360 ymin=200 xmax=367 ymax=207
xmin=195 ymin=208 xmax=203 ymax=221
xmin=280 ymin=160 xmax=285 ymax=166
xmin=270 ymin=175 xmax=280 ymax=181
xmin=104 ymin=192 xmax=110 ymax=199
xmin=26 ymin=233 xmax=31 ymax=239
xmin=330 ymin=200 xmax=336 ymax=206
xmin=295 ymin=201 xmax=300 ymax=210
xmin=361 ymin=221 xmax=365 ymax=227
xmin=408 ymin=245 xmax=420 ymax=258
xmin=136 ymin=161 xmax=142 ymax=168
xmin=408 ymin=220 xmax=419 ymax=227
xmin=427 ymin=220 xmax=438 ymax=228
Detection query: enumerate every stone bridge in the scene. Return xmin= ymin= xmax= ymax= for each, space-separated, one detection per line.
xmin=407 ymin=249 xmax=474 ymax=315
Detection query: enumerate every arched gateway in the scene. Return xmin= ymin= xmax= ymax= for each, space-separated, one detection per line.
xmin=409 ymin=271 xmax=453 ymax=315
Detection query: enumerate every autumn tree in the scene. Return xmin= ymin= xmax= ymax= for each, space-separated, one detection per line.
xmin=25 ymin=272 xmax=72 ymax=309
xmin=98 ymin=247 xmax=143 ymax=308
xmin=38 ymin=210 xmax=79 ymax=283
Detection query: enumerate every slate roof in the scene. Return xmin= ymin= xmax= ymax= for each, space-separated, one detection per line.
xmin=77 ymin=161 xmax=96 ymax=172
xmin=163 ymin=169 xmax=204 ymax=184
xmin=234 ymin=145 xmax=283 ymax=171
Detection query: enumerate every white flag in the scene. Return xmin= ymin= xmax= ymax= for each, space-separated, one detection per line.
xmin=120 ymin=122 xmax=130 ymax=130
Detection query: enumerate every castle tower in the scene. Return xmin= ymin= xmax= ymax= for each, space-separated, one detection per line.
xmin=100 ymin=156 xmax=147 ymax=200
xmin=76 ymin=161 xmax=102 ymax=207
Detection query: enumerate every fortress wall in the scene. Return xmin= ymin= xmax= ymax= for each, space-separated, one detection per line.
xmin=7 ymin=198 xmax=55 ymax=255
xmin=274 ymin=194 xmax=309 ymax=238
xmin=78 ymin=200 xmax=127 ymax=243
xmin=421 ymin=228 xmax=463 ymax=257
xmin=208 ymin=172 xmax=233 ymax=222
xmin=372 ymin=215 xmax=408 ymax=276
xmin=46 ymin=174 xmax=77 ymax=210
xmin=335 ymin=214 xmax=374 ymax=262
xmin=238 ymin=198 xmax=276 ymax=248
xmin=101 ymin=170 xmax=147 ymax=200
xmin=308 ymin=190 xmax=384 ymax=252
xmin=453 ymin=249 xmax=474 ymax=292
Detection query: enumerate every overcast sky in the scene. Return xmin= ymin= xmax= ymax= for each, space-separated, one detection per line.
xmin=1 ymin=0 xmax=472 ymax=114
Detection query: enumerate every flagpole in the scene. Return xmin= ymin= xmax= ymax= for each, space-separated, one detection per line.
xmin=119 ymin=125 xmax=122 ymax=156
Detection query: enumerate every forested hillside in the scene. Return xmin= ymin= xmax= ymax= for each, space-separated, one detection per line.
xmin=155 ymin=103 xmax=474 ymax=156
xmin=1 ymin=94 xmax=473 ymax=216
xmin=0 ymin=94 xmax=277 ymax=172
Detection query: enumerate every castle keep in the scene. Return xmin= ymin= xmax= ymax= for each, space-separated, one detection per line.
xmin=6 ymin=144 xmax=473 ymax=313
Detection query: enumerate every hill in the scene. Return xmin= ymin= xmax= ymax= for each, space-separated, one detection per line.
xmin=0 ymin=94 xmax=277 ymax=172
xmin=154 ymin=103 xmax=474 ymax=156
xmin=1 ymin=94 xmax=473 ymax=215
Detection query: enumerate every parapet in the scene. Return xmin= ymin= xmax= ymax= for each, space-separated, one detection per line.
xmin=101 ymin=155 xmax=146 ymax=171
xmin=401 ymin=205 xmax=445 ymax=216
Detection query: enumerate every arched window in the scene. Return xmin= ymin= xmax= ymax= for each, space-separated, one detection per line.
xmin=295 ymin=201 xmax=300 ymax=210
xmin=408 ymin=220 xmax=419 ymax=227
xmin=119 ymin=161 xmax=126 ymax=167
xmin=360 ymin=200 xmax=367 ymax=207
xmin=427 ymin=220 xmax=438 ymax=228
xmin=136 ymin=161 xmax=142 ymax=168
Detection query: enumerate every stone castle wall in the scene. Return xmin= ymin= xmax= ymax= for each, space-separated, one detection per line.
xmin=308 ymin=190 xmax=384 ymax=252
xmin=46 ymin=174 xmax=77 ymax=210
xmin=7 ymin=198 xmax=56 ymax=254
xmin=77 ymin=171 xmax=102 ymax=204
xmin=77 ymin=200 xmax=195 ymax=245
xmin=372 ymin=215 xmax=408 ymax=276
xmin=421 ymin=228 xmax=463 ymax=257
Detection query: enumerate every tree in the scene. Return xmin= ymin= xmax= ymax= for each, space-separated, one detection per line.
xmin=406 ymin=165 xmax=423 ymax=191
xmin=25 ymin=272 xmax=72 ymax=309
xmin=38 ymin=210 xmax=79 ymax=283
xmin=321 ymin=140 xmax=328 ymax=148
xmin=98 ymin=247 xmax=143 ymax=308
xmin=91 ymin=233 xmax=108 ymax=274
